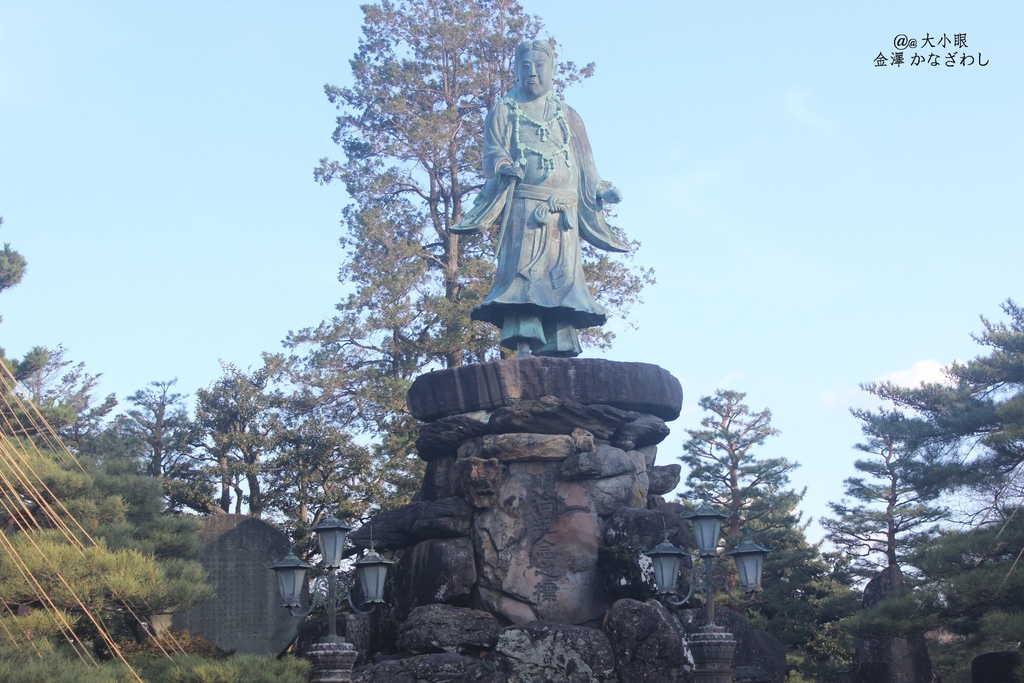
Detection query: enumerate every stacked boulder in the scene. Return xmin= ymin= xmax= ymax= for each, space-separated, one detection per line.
xmin=348 ymin=357 xmax=784 ymax=682
xmin=351 ymin=357 xmax=684 ymax=625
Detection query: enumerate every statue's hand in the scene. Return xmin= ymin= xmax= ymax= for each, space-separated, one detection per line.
xmin=598 ymin=184 xmax=622 ymax=204
xmin=499 ymin=161 xmax=525 ymax=181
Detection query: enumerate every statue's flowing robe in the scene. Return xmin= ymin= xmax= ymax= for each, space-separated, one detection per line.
xmin=453 ymin=95 xmax=628 ymax=356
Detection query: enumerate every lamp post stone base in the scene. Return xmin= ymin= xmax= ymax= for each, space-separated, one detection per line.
xmin=689 ymin=626 xmax=736 ymax=683
xmin=308 ymin=635 xmax=357 ymax=683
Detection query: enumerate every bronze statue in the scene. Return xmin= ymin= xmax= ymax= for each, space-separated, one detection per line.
xmin=453 ymin=40 xmax=628 ymax=358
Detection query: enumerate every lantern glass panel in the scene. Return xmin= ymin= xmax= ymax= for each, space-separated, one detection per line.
xmin=316 ymin=529 xmax=345 ymax=568
xmin=314 ymin=516 xmax=351 ymax=568
xmin=651 ymin=553 xmax=682 ymax=594
xmin=355 ymin=549 xmax=394 ymax=603
xmin=727 ymin=536 xmax=770 ymax=593
xmin=691 ymin=515 xmax=722 ymax=557
xmin=357 ymin=563 xmax=386 ymax=603
xmin=732 ymin=551 xmax=765 ymax=593
xmin=276 ymin=566 xmax=306 ymax=607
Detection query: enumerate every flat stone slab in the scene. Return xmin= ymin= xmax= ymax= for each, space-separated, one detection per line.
xmin=462 ymin=433 xmax=576 ymax=462
xmin=407 ymin=357 xmax=683 ymax=422
xmin=170 ymin=515 xmax=297 ymax=656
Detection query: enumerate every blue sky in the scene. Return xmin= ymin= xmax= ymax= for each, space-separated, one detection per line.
xmin=1 ymin=1 xmax=1021 ymax=540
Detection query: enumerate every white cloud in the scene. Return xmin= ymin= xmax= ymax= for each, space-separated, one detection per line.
xmin=877 ymin=359 xmax=953 ymax=388
xmin=816 ymin=360 xmax=954 ymax=412
xmin=817 ymin=386 xmax=877 ymax=413
xmin=818 ymin=388 xmax=854 ymax=410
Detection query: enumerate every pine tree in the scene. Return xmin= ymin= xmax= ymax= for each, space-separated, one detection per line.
xmin=0 ymin=216 xmax=27 ymax=326
xmin=910 ymin=508 xmax=1024 ymax=680
xmin=677 ymin=390 xmax=857 ymax=679
xmin=0 ymin=437 xmax=210 ymax=650
xmin=1 ymin=345 xmax=117 ymax=451
xmin=858 ymin=301 xmax=1024 ymax=679
xmin=679 ymin=389 xmax=801 ymax=539
xmin=106 ymin=379 xmax=214 ymax=515
xmin=195 ymin=363 xmax=279 ymax=516
xmin=120 ymin=380 xmax=198 ymax=479
xmin=746 ymin=534 xmax=860 ymax=681
xmin=867 ymin=299 xmax=1024 ymax=508
xmin=821 ymin=407 xmax=946 ymax=580
xmin=261 ymin=396 xmax=377 ymax=541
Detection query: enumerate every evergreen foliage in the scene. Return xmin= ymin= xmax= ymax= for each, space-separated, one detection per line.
xmin=188 ymin=361 xmax=379 ymax=526
xmin=833 ymin=300 xmax=1024 ymax=682
xmin=91 ymin=380 xmax=213 ymax=516
xmin=679 ymin=389 xmax=801 ymax=538
xmin=821 ymin=407 xmax=946 ymax=579
xmin=741 ymin=485 xmax=860 ymax=680
xmin=747 ymin=539 xmax=860 ymax=681
xmin=195 ymin=364 xmax=278 ymax=516
xmin=130 ymin=652 xmax=309 ymax=683
xmin=866 ymin=299 xmax=1024 ymax=508
xmin=0 ymin=640 xmax=309 ymax=683
xmin=0 ymin=216 xmax=26 ymax=326
xmin=0 ymin=436 xmax=209 ymax=652
xmin=0 ymin=345 xmax=116 ymax=449
xmin=262 ymin=386 xmax=376 ymax=530
xmin=909 ymin=507 xmax=1024 ymax=681
xmin=123 ymin=381 xmax=201 ymax=478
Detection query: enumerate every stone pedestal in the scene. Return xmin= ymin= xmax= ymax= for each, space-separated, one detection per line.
xmin=348 ymin=359 xmax=792 ymax=681
xmin=689 ymin=627 xmax=737 ymax=683
xmin=351 ymin=357 xmax=684 ymax=627
xmin=406 ymin=356 xmax=682 ymax=422
xmin=308 ymin=635 xmax=358 ymax=683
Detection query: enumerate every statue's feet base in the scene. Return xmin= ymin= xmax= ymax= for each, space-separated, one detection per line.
xmin=407 ymin=356 xmax=682 ymax=422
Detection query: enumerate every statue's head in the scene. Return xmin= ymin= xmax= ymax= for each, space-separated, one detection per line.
xmin=514 ymin=40 xmax=555 ymax=100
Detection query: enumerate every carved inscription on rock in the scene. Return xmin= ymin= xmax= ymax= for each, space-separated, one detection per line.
xmin=474 ymin=461 xmax=608 ymax=624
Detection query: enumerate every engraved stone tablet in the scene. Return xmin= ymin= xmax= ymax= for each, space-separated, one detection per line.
xmin=172 ymin=514 xmax=297 ymax=655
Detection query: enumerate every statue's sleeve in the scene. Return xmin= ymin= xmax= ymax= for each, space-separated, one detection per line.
xmin=452 ymin=103 xmax=513 ymax=234
xmin=482 ymin=103 xmax=514 ymax=178
xmin=568 ymin=107 xmax=630 ymax=253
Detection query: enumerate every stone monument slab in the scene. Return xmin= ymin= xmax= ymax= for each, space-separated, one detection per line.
xmin=172 ymin=514 xmax=297 ymax=655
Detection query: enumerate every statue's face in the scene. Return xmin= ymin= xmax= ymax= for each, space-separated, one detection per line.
xmin=517 ymin=49 xmax=552 ymax=99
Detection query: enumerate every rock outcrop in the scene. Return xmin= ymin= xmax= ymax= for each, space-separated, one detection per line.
xmin=605 ymin=599 xmax=689 ymax=683
xmin=349 ymin=358 xmax=782 ymax=682
xmin=351 ymin=358 xmax=683 ymax=626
